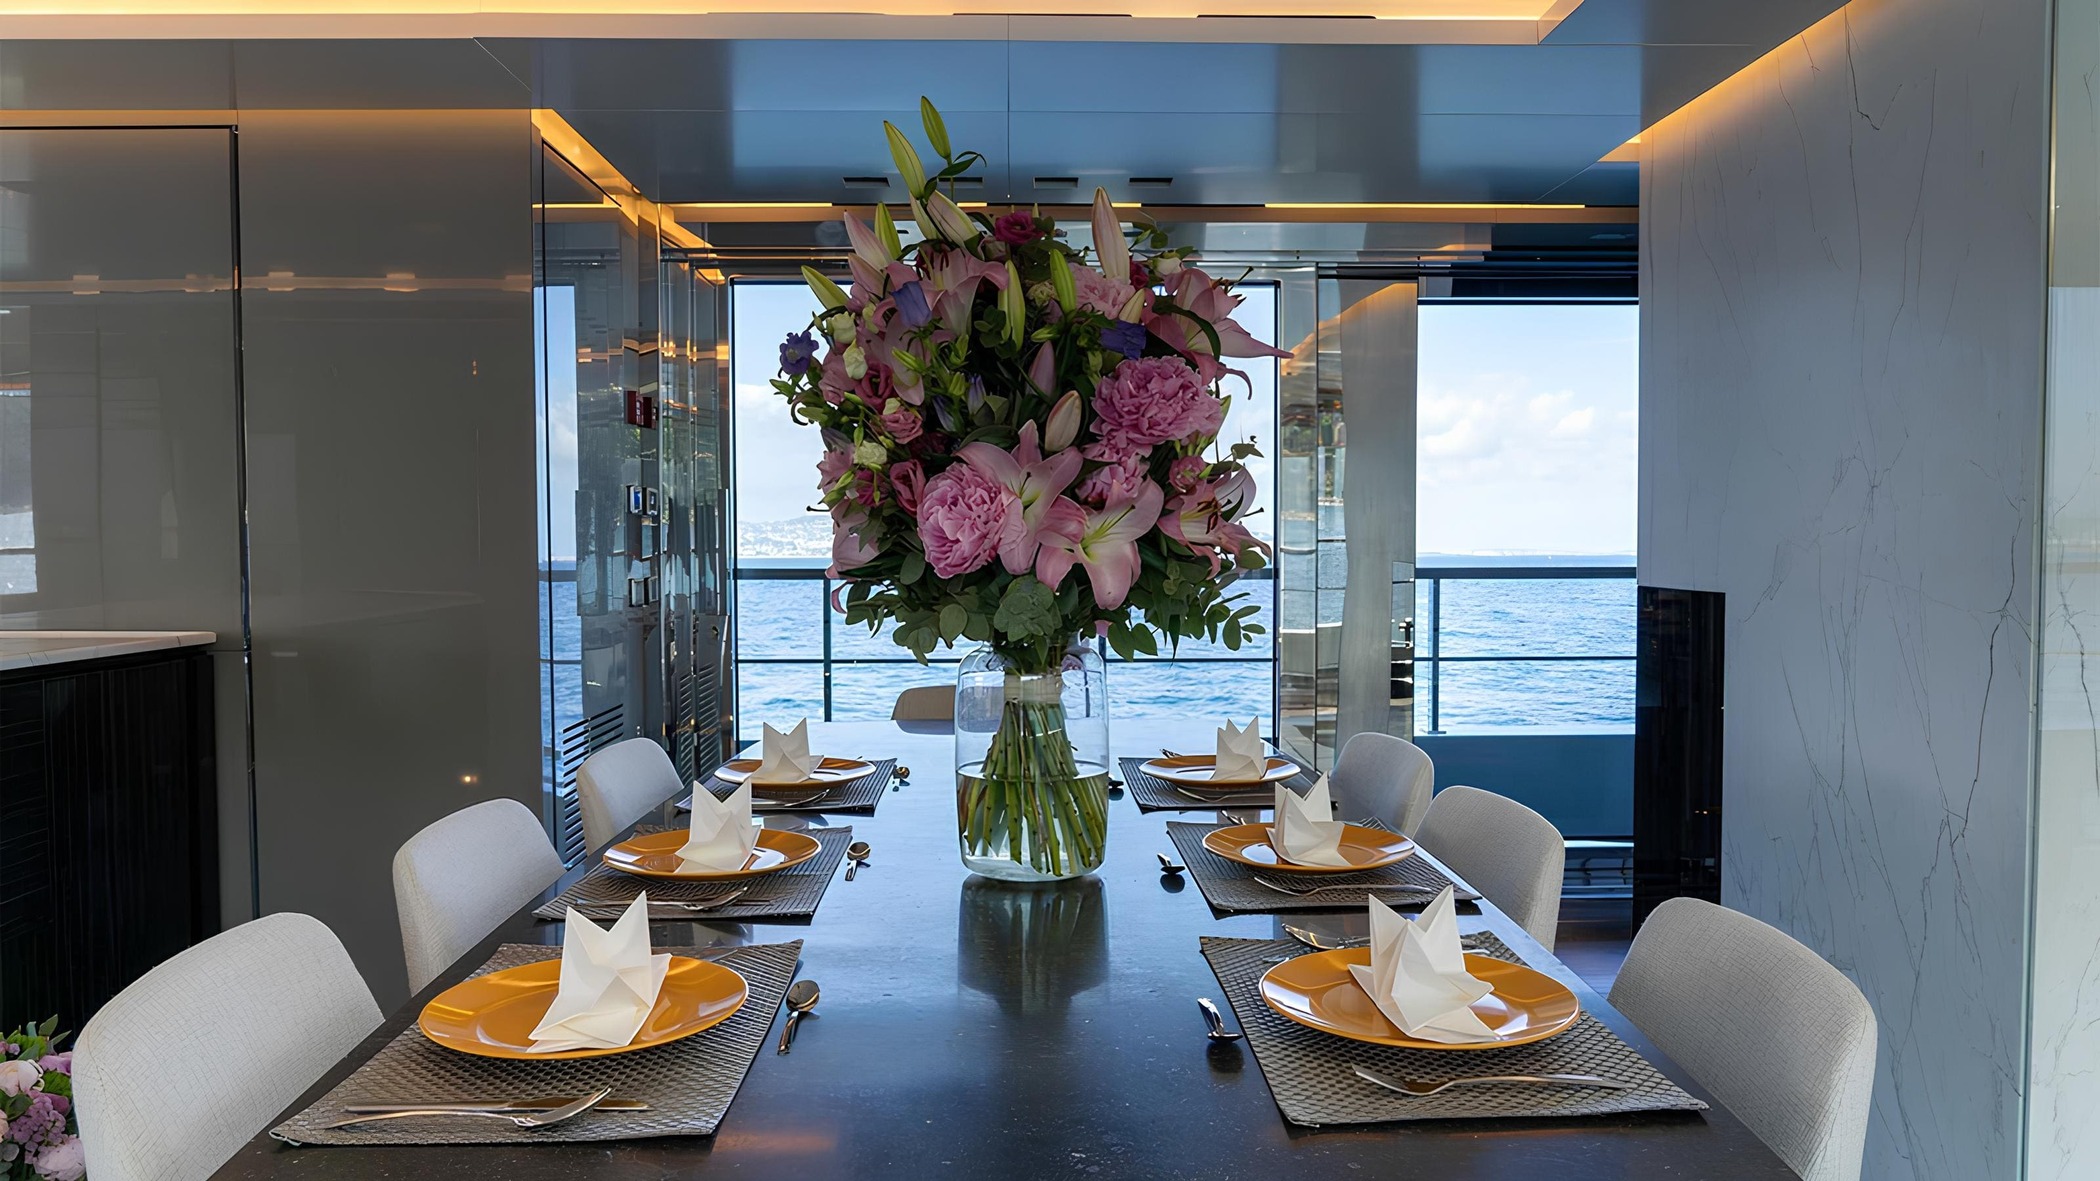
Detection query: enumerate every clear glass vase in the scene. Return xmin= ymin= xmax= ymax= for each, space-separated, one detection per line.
xmin=954 ymin=642 xmax=1111 ymax=881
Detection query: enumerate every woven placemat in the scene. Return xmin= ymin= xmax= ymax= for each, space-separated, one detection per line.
xmin=1119 ymin=756 xmax=1317 ymax=813
xmin=271 ymin=940 xmax=804 ymax=1146
xmin=1201 ymin=933 xmax=1706 ymax=1127
xmin=678 ymin=759 xmax=898 ymax=815
xmin=534 ymin=826 xmax=852 ymax=922
xmin=1166 ymin=820 xmax=1474 ymax=913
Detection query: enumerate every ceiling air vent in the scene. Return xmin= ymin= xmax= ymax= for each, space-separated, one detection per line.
xmin=949 ymin=176 xmax=985 ymax=188
xmin=1130 ymin=176 xmax=1174 ymax=188
xmin=842 ymin=175 xmax=891 ymax=187
xmin=1034 ymin=176 xmax=1079 ymax=188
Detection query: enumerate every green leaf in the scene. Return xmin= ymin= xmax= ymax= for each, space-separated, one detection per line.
xmin=1106 ymin=622 xmax=1137 ymax=660
xmin=899 ymin=549 xmax=927 ymax=585
xmin=1130 ymin=626 xmax=1159 ymax=656
xmin=938 ymin=603 xmax=967 ymax=642
xmin=992 ymin=576 xmax=1060 ymax=639
xmin=921 ymin=97 xmax=952 ymax=158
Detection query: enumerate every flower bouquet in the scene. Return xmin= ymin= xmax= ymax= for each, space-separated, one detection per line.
xmin=1 ymin=1019 xmax=84 ymax=1181
xmin=772 ymin=99 xmax=1282 ymax=878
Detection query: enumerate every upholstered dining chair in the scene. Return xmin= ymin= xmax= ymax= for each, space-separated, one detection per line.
xmin=576 ymin=736 xmax=683 ymax=853
xmin=1610 ymin=898 xmax=1877 ymax=1181
xmin=1413 ymin=784 xmax=1565 ymax=950
xmin=73 ymin=912 xmax=382 ymax=1181
xmin=1328 ymin=732 xmax=1435 ymax=836
xmin=892 ymin=684 xmax=957 ymax=721
xmin=393 ymin=797 xmax=565 ymax=993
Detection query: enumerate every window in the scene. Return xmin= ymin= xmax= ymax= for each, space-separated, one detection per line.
xmin=1414 ymin=302 xmax=1638 ymax=731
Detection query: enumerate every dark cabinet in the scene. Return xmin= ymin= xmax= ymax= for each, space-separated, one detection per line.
xmin=0 ymin=649 xmax=217 ymax=1026
xmin=1633 ymin=587 xmax=1725 ymax=926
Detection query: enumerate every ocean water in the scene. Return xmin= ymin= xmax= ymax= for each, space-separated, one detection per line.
xmin=543 ymin=568 xmax=1635 ymax=739
xmin=730 ymin=569 xmax=1634 ymax=735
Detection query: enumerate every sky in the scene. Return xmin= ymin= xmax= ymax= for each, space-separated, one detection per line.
xmin=726 ymin=285 xmax=1637 ymax=559
xmin=1416 ymin=302 xmax=1638 ymax=556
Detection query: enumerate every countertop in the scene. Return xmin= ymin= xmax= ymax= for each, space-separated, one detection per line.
xmin=0 ymin=630 xmax=218 ymax=672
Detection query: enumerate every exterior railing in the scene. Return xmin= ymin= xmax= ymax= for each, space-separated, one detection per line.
xmin=733 ymin=562 xmax=1637 ymax=728
xmin=1414 ymin=564 xmax=1638 ymax=734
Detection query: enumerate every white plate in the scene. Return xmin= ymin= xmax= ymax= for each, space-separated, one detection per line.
xmin=712 ymin=756 xmax=875 ymax=790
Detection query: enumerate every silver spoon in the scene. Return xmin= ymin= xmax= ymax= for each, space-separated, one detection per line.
xmin=845 ymin=840 xmax=872 ymax=881
xmin=1157 ymin=852 xmax=1186 ymax=875
xmin=1196 ymin=997 xmax=1243 ymax=1042
xmin=1353 ymin=1065 xmax=1634 ymax=1098
xmin=324 ymin=1086 xmax=612 ymax=1130
xmin=776 ymin=979 xmax=821 ymax=1054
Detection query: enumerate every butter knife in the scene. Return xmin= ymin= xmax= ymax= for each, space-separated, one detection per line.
xmin=343 ymin=1096 xmax=649 ymax=1115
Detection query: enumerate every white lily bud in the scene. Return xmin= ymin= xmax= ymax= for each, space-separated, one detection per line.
xmin=885 ymin=121 xmax=927 ymax=194
xmin=1044 ymin=390 xmax=1082 ymax=452
xmin=925 ymin=191 xmax=980 ymax=243
xmin=801 ymin=265 xmax=849 ymax=311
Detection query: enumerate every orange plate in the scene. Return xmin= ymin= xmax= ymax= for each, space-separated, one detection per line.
xmin=603 ymin=827 xmax=822 ymax=881
xmin=1259 ymin=948 xmax=1580 ymax=1050
xmin=714 ymin=756 xmax=875 ymax=794
xmin=1202 ymin=822 xmax=1416 ymax=875
xmin=419 ymin=955 xmax=748 ymax=1060
xmin=1138 ymin=754 xmax=1301 ymax=789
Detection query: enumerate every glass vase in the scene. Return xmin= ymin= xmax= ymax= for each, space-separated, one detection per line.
xmin=954 ymin=642 xmax=1111 ymax=881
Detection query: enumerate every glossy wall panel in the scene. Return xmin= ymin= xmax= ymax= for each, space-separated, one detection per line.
xmin=2027 ymin=0 xmax=2100 ymax=1174
xmin=239 ymin=109 xmax=541 ymax=1008
xmin=0 ymin=127 xmax=251 ymax=928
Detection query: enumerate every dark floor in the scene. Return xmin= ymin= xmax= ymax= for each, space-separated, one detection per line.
xmin=1554 ymin=897 xmax=1633 ymax=994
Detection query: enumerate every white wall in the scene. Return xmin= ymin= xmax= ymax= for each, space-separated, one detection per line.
xmin=1637 ymin=1 xmax=2050 ymax=1177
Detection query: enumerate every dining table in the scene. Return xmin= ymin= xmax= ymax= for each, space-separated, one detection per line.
xmin=213 ymin=719 xmax=1797 ymax=1180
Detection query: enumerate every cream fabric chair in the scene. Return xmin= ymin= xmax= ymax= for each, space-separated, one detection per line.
xmin=576 ymin=736 xmax=682 ymax=853
xmin=1611 ymin=898 xmax=1876 ymax=1181
xmin=393 ymin=797 xmax=564 ymax=993
xmin=1328 ymin=732 xmax=1435 ymax=836
xmin=892 ymin=684 xmax=956 ymax=721
xmin=1413 ymin=784 xmax=1565 ymax=950
xmin=73 ymin=913 xmax=381 ymax=1181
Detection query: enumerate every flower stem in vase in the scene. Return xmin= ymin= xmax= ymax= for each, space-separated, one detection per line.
xmin=958 ymin=666 xmax=1108 ymax=880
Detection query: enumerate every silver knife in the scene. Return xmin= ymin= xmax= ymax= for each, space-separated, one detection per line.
xmin=342 ymin=1096 xmax=650 ymax=1114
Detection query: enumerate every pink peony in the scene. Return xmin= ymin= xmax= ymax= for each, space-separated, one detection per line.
xmin=35 ymin=1134 xmax=86 ymax=1181
xmin=1168 ymin=455 xmax=1209 ymax=492
xmin=889 ymin=459 xmax=926 ymax=514
xmin=0 ymin=1058 xmax=39 ymax=1096
xmin=1076 ymin=453 xmax=1149 ymax=507
xmin=916 ymin=462 xmax=1018 ymax=579
xmin=1069 ymin=265 xmax=1138 ymax=319
xmin=1091 ymin=356 xmax=1223 ymax=450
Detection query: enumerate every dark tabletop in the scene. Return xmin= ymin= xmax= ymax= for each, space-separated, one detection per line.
xmin=215 ymin=720 xmax=1796 ymax=1180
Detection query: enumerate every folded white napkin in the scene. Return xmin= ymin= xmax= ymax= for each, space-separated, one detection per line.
xmin=678 ymin=780 xmax=759 ymax=872
xmin=751 ymin=720 xmax=816 ymax=784
xmin=1212 ymin=718 xmax=1268 ymax=783
xmin=529 ymin=894 xmax=672 ymax=1052
xmin=1346 ymin=888 xmax=1499 ymax=1043
xmin=1273 ymin=774 xmax=1351 ymax=867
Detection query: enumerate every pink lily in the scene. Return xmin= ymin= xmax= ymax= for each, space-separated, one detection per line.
xmin=829 ymin=505 xmax=882 ymax=576
xmin=1033 ymin=482 xmax=1164 ymax=610
xmin=1161 ymin=470 xmax=1269 ymax=574
xmin=959 ymin=421 xmax=1084 ymax=575
xmin=1143 ymin=265 xmax=1292 ymax=364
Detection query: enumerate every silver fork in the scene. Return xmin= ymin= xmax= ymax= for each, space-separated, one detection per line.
xmin=576 ymin=886 xmax=755 ymax=915
xmin=1353 ymin=1066 xmax=1633 ymax=1098
xmin=324 ymin=1087 xmax=613 ymax=1130
xmin=1251 ymin=874 xmax=1441 ymax=899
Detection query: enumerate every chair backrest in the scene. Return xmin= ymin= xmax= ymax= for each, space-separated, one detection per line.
xmin=576 ymin=736 xmax=682 ymax=853
xmin=393 ymin=797 xmax=564 ymax=993
xmin=73 ymin=913 xmax=381 ymax=1181
xmin=1413 ymin=784 xmax=1565 ymax=950
xmin=892 ymin=684 xmax=956 ymax=721
xmin=1610 ymin=898 xmax=1876 ymax=1181
xmin=1329 ymin=731 xmax=1435 ymax=835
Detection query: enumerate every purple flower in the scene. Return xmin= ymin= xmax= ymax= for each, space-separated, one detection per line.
xmin=35 ymin=1135 xmax=85 ymax=1181
xmin=779 ymin=329 xmax=819 ymax=377
xmin=893 ymin=280 xmax=933 ymax=328
xmin=993 ymin=210 xmax=1043 ymax=245
xmin=1099 ymin=319 xmax=1147 ymax=358
xmin=35 ymin=1052 xmax=70 ymax=1077
xmin=9 ymin=1092 xmax=63 ymax=1151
